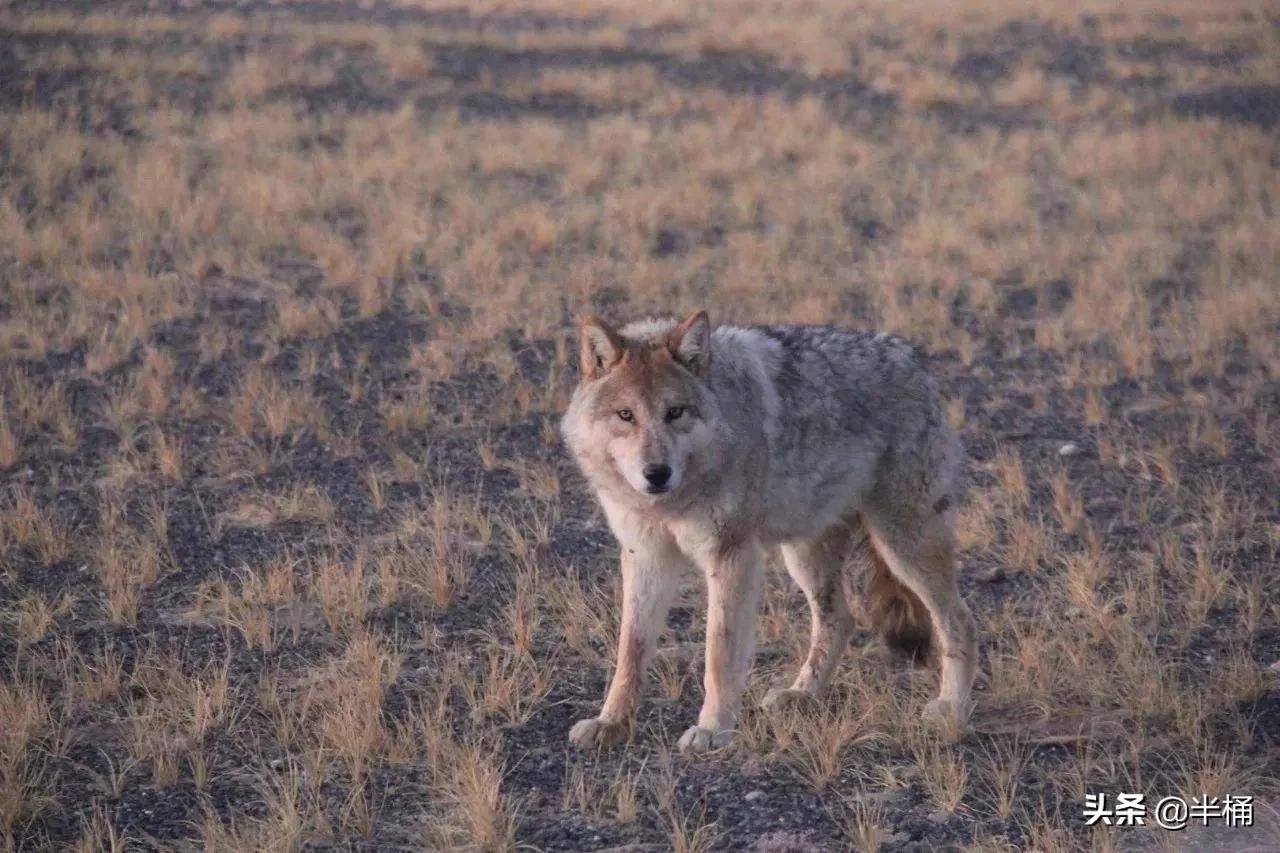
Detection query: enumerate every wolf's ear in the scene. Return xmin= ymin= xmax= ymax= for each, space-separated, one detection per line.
xmin=667 ymin=310 xmax=711 ymax=376
xmin=579 ymin=315 xmax=623 ymax=380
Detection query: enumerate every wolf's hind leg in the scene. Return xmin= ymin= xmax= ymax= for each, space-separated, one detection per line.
xmin=764 ymin=523 xmax=856 ymax=710
xmin=863 ymin=509 xmax=977 ymax=730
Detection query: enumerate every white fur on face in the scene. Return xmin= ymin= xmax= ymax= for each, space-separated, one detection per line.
xmin=566 ymin=394 xmax=719 ymax=504
xmin=606 ymin=419 xmax=707 ymax=498
xmin=609 ymin=426 xmax=680 ymax=496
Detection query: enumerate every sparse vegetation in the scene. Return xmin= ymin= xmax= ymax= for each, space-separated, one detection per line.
xmin=1 ymin=0 xmax=1277 ymax=849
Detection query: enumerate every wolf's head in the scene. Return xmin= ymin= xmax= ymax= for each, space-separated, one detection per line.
xmin=562 ymin=310 xmax=722 ymax=503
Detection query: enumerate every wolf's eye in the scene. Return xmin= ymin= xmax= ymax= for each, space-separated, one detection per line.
xmin=616 ymin=409 xmax=634 ymax=422
xmin=665 ymin=406 xmax=685 ymax=422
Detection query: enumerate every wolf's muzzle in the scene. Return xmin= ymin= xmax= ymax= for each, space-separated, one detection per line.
xmin=643 ymin=464 xmax=672 ymax=492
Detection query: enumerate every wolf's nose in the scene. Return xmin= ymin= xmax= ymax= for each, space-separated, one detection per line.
xmin=643 ymin=464 xmax=671 ymax=488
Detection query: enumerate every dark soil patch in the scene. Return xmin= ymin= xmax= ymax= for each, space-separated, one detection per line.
xmin=1172 ymin=84 xmax=1280 ymax=127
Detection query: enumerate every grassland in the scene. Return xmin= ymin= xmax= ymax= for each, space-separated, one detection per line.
xmin=1 ymin=0 xmax=1278 ymax=849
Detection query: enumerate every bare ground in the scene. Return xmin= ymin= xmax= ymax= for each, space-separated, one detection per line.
xmin=1 ymin=1 xmax=1279 ymax=850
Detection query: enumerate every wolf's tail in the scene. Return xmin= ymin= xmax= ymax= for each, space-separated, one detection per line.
xmin=851 ymin=531 xmax=932 ymax=662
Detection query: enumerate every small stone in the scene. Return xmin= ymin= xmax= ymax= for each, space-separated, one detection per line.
xmin=1058 ymin=442 xmax=1082 ymax=458
xmin=745 ymin=790 xmax=766 ymax=803
xmin=895 ymin=766 xmax=921 ymax=783
xmin=928 ymin=809 xmax=953 ymax=824
xmin=976 ymin=566 xmax=1006 ymax=583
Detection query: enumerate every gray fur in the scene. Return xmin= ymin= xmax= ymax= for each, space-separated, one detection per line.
xmin=562 ymin=314 xmax=976 ymax=752
xmin=567 ymin=319 xmax=962 ymax=540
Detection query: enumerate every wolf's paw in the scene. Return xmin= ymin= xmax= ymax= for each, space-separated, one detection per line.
xmin=922 ymin=698 xmax=969 ymax=736
xmin=676 ymin=725 xmax=735 ymax=754
xmin=568 ymin=717 xmax=628 ymax=749
xmin=761 ymin=687 xmax=819 ymax=713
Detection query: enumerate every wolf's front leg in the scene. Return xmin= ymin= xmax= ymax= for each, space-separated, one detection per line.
xmin=678 ymin=539 xmax=764 ymax=753
xmin=569 ymin=540 xmax=683 ymax=749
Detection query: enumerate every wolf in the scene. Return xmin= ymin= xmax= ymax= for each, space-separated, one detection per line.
xmin=560 ymin=309 xmax=978 ymax=753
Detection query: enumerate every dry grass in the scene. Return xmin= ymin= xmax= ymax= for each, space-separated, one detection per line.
xmin=1 ymin=0 xmax=1277 ymax=849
